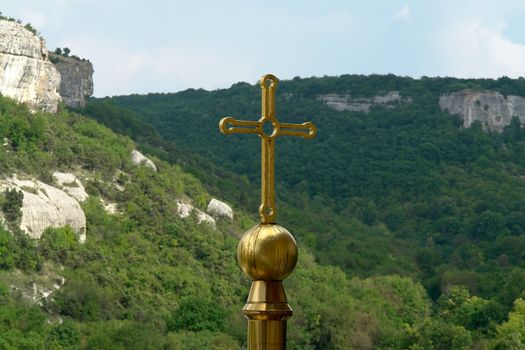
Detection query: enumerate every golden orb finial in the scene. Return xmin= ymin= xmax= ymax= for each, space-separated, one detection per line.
xmin=237 ymin=224 xmax=298 ymax=281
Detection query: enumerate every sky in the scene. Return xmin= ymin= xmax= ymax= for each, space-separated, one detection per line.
xmin=2 ymin=0 xmax=525 ymax=97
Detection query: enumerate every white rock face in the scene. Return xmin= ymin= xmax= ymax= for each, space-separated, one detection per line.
xmin=176 ymin=200 xmax=193 ymax=218
xmin=176 ymin=200 xmax=216 ymax=226
xmin=439 ymin=90 xmax=525 ymax=132
xmin=52 ymin=172 xmax=89 ymax=202
xmin=318 ymin=91 xmax=409 ymax=113
xmin=100 ymin=198 xmax=118 ymax=214
xmin=196 ymin=211 xmax=216 ymax=225
xmin=0 ymin=176 xmax=86 ymax=243
xmin=0 ymin=20 xmax=61 ymax=112
xmin=207 ymin=198 xmax=233 ymax=219
xmin=131 ymin=150 xmax=157 ymax=171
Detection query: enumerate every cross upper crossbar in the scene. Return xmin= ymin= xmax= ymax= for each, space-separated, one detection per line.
xmin=219 ymin=74 xmax=317 ymax=224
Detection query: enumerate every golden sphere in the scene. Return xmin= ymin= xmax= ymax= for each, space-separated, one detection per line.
xmin=237 ymin=224 xmax=298 ymax=281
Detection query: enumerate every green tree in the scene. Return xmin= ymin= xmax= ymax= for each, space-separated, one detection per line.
xmin=45 ymin=320 xmax=80 ymax=349
xmin=0 ymin=227 xmax=15 ymax=269
xmin=1 ymin=189 xmax=23 ymax=225
xmin=491 ymin=299 xmax=525 ymax=349
xmin=409 ymin=318 xmax=472 ymax=350
xmin=39 ymin=226 xmax=79 ymax=264
xmin=167 ymin=296 xmax=226 ymax=332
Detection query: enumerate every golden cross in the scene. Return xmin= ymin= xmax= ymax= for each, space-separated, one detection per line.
xmin=219 ymin=74 xmax=317 ymax=224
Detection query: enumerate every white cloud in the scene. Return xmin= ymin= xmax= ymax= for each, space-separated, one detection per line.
xmin=437 ymin=18 xmax=525 ymax=78
xmin=7 ymin=0 xmax=76 ymax=32
xmin=62 ymin=36 xmax=258 ymax=96
xmin=391 ymin=4 xmax=411 ymax=22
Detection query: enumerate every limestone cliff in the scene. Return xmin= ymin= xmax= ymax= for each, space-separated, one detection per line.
xmin=439 ymin=90 xmax=525 ymax=132
xmin=0 ymin=176 xmax=86 ymax=243
xmin=0 ymin=20 xmax=61 ymax=112
xmin=317 ymin=91 xmax=410 ymax=113
xmin=49 ymin=53 xmax=93 ymax=108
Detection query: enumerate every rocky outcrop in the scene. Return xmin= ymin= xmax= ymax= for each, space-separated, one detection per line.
xmin=175 ymin=198 xmax=234 ymax=225
xmin=53 ymin=171 xmax=119 ymax=215
xmin=6 ymin=262 xmax=65 ymax=321
xmin=52 ymin=171 xmax=89 ymax=202
xmin=14 ymin=271 xmax=65 ymax=306
xmin=101 ymin=199 xmax=118 ymax=215
xmin=207 ymin=198 xmax=233 ymax=219
xmin=439 ymin=90 xmax=525 ymax=132
xmin=0 ymin=176 xmax=86 ymax=243
xmin=176 ymin=201 xmax=194 ymax=218
xmin=49 ymin=53 xmax=93 ymax=108
xmin=318 ymin=91 xmax=410 ymax=113
xmin=176 ymin=200 xmax=216 ymax=226
xmin=131 ymin=150 xmax=157 ymax=171
xmin=196 ymin=211 xmax=216 ymax=225
xmin=0 ymin=20 xmax=61 ymax=112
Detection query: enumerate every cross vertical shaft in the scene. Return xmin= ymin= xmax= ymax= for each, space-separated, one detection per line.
xmin=260 ymin=75 xmax=277 ymax=223
xmin=219 ymin=74 xmax=317 ymax=224
xmin=261 ymin=137 xmax=276 ymax=223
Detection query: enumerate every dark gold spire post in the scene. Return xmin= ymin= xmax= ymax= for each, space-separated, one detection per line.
xmin=219 ymin=74 xmax=317 ymax=349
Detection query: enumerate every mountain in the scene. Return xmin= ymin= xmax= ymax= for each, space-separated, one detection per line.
xmin=88 ymin=74 xmax=525 ymax=347
xmin=3 ymin=77 xmax=470 ymax=349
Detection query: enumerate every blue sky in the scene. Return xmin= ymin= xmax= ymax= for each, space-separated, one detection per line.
xmin=2 ymin=0 xmax=525 ymax=97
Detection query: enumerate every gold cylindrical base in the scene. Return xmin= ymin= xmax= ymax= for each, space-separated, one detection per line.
xmin=247 ymin=320 xmax=287 ymax=349
xmin=243 ymin=281 xmax=292 ymax=350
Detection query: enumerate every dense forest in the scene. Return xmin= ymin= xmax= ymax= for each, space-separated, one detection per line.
xmin=78 ymin=74 xmax=525 ymax=348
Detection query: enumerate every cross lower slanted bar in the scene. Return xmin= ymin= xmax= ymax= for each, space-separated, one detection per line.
xmin=219 ymin=74 xmax=317 ymax=224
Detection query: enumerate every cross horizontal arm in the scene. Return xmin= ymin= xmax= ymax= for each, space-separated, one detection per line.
xmin=220 ymin=117 xmax=261 ymax=135
xmin=219 ymin=74 xmax=317 ymax=226
xmin=278 ymin=122 xmax=317 ymax=139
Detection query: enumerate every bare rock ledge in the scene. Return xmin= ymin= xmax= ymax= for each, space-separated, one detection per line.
xmin=0 ymin=176 xmax=86 ymax=243
xmin=440 ymin=90 xmax=525 ymax=132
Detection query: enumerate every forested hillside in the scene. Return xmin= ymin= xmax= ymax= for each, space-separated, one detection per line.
xmin=0 ymin=93 xmax=483 ymax=349
xmin=83 ymin=74 xmax=525 ymax=348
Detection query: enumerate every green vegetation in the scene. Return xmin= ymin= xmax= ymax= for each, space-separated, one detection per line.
xmin=0 ymin=70 xmax=524 ymax=347
xmin=1 ymin=189 xmax=23 ymax=227
xmin=0 ymin=92 xmax=441 ymax=349
xmin=51 ymin=47 xmax=84 ymax=61
xmin=54 ymin=48 xmax=71 ymax=57
xmin=83 ymin=74 xmax=525 ymax=347
xmin=0 ymin=12 xmax=22 ymax=24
